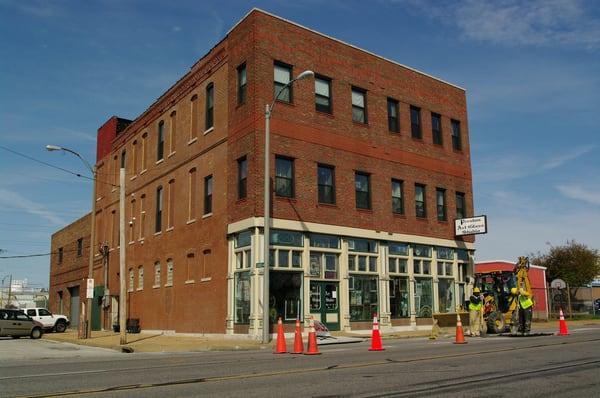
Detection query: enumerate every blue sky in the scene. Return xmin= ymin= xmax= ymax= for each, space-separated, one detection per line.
xmin=1 ymin=0 xmax=599 ymax=288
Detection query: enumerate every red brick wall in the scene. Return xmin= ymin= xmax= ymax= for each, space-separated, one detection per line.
xmin=49 ymin=214 xmax=91 ymax=317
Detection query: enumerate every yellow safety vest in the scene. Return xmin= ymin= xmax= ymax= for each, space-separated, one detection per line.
xmin=519 ymin=294 xmax=534 ymax=309
xmin=469 ymin=297 xmax=482 ymax=311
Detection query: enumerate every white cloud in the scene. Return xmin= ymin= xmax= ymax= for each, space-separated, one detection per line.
xmin=0 ymin=189 xmax=66 ymax=225
xmin=474 ymin=145 xmax=596 ymax=183
xmin=395 ymin=0 xmax=600 ymax=51
xmin=555 ymin=184 xmax=600 ymax=206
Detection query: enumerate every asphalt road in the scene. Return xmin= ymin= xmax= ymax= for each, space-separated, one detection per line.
xmin=1 ymin=326 xmax=599 ymax=398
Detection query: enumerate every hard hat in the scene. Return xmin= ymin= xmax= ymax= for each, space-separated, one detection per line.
xmin=511 ymin=287 xmax=518 ymax=294
xmin=473 ymin=287 xmax=481 ymax=293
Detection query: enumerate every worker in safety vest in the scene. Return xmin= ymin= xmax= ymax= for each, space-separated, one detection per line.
xmin=468 ymin=287 xmax=483 ymax=337
xmin=517 ymin=287 xmax=534 ymax=335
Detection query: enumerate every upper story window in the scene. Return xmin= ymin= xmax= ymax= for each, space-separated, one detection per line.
xmin=237 ymin=63 xmax=247 ymax=105
xmin=190 ymin=94 xmax=198 ymax=141
xmin=169 ymin=111 xmax=177 ymax=154
xmin=204 ymin=175 xmax=213 ymax=215
xmin=77 ymin=238 xmax=83 ymax=256
xmin=436 ymin=188 xmax=447 ymax=221
xmin=155 ymin=185 xmax=163 ymax=233
xmin=275 ymin=156 xmax=294 ymax=198
xmin=431 ymin=112 xmax=442 ymax=145
xmin=451 ymin=119 xmax=462 ymax=151
xmin=415 ymin=183 xmax=426 ymax=218
xmin=188 ymin=168 xmax=196 ymax=220
xmin=315 ymin=75 xmax=332 ymax=113
xmin=237 ymin=156 xmax=247 ymax=200
xmin=205 ymin=83 xmax=214 ymax=131
xmin=157 ymin=121 xmax=165 ymax=161
xmin=456 ymin=192 xmax=466 ymax=219
xmin=391 ymin=179 xmax=404 ymax=214
xmin=274 ymin=61 xmax=292 ymax=103
xmin=411 ymin=106 xmax=422 ymax=139
xmin=351 ymin=87 xmax=367 ymax=124
xmin=317 ymin=164 xmax=335 ymax=204
xmin=355 ymin=172 xmax=371 ymax=210
xmin=388 ymin=98 xmax=399 ymax=133
xmin=58 ymin=247 xmax=63 ymax=264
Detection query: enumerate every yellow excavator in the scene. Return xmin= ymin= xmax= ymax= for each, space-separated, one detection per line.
xmin=474 ymin=256 xmax=533 ymax=334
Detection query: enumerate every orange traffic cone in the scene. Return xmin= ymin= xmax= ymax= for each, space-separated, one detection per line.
xmin=304 ymin=316 xmax=321 ymax=355
xmin=274 ymin=317 xmax=287 ymax=354
xmin=558 ymin=309 xmax=569 ymax=336
xmin=453 ymin=313 xmax=467 ymax=344
xmin=368 ymin=314 xmax=385 ymax=351
xmin=291 ymin=318 xmax=304 ymax=354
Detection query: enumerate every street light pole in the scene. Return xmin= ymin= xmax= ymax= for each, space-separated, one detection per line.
xmin=262 ymin=70 xmax=314 ymax=344
xmin=46 ymin=145 xmax=96 ymax=339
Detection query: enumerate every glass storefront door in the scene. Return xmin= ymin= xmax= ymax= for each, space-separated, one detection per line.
xmin=309 ymin=281 xmax=340 ymax=331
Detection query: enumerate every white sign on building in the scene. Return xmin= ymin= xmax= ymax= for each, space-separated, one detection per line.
xmin=455 ymin=215 xmax=488 ymax=236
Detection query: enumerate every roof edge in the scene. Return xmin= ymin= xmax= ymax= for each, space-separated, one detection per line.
xmin=232 ymin=8 xmax=465 ymax=92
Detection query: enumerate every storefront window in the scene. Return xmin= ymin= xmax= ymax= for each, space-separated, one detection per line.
xmin=389 ymin=257 xmax=408 ymax=274
xmin=412 ymin=244 xmax=432 ymax=258
xmin=349 ymin=275 xmax=378 ymax=321
xmin=436 ymin=246 xmax=454 ymax=260
xmin=270 ymin=229 xmax=303 ymax=247
xmin=414 ymin=278 xmax=433 ymax=317
xmin=235 ymin=230 xmax=252 ymax=248
xmin=309 ymin=252 xmax=338 ymax=279
xmin=270 ymin=249 xmax=302 ymax=269
xmin=437 ymin=261 xmax=453 ymax=276
xmin=390 ymin=277 xmax=409 ymax=318
xmin=348 ymin=238 xmax=378 ymax=253
xmin=457 ymin=249 xmax=469 ymax=262
xmin=234 ymin=272 xmax=250 ymax=324
xmin=310 ymin=234 xmax=340 ymax=249
xmin=270 ymin=272 xmax=302 ymax=322
xmin=414 ymin=259 xmax=431 ymax=275
xmin=437 ymin=279 xmax=455 ymax=313
xmin=389 ymin=242 xmax=409 ymax=255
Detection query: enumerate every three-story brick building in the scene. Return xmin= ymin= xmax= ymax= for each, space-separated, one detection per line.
xmin=51 ymin=8 xmax=475 ymax=337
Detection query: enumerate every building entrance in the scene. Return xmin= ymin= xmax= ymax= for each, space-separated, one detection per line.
xmin=309 ymin=281 xmax=340 ymax=331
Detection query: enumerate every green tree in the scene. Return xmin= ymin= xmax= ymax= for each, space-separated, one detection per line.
xmin=531 ymin=240 xmax=600 ymax=287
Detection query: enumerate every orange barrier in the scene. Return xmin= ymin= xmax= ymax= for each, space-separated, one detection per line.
xmin=274 ymin=317 xmax=287 ymax=354
xmin=558 ymin=309 xmax=569 ymax=336
xmin=453 ymin=313 xmax=467 ymax=344
xmin=368 ymin=314 xmax=385 ymax=351
xmin=304 ymin=316 xmax=321 ymax=355
xmin=291 ymin=318 xmax=304 ymax=354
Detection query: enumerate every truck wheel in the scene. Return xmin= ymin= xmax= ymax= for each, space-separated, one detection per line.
xmin=487 ymin=311 xmax=505 ymax=334
xmin=31 ymin=327 xmax=42 ymax=339
xmin=55 ymin=320 xmax=67 ymax=333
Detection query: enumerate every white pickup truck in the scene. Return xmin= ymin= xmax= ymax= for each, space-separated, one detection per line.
xmin=20 ymin=308 xmax=69 ymax=332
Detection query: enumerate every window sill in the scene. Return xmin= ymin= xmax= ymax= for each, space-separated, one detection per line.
xmin=200 ymin=277 xmax=212 ymax=282
xmin=136 ymin=288 xmax=143 ymax=291
xmin=128 ymin=241 xmax=135 ymax=245
xmin=392 ymin=212 xmax=406 ymax=218
xmin=352 ymin=121 xmax=369 ymax=127
xmin=453 ymin=148 xmax=463 ymax=153
xmin=153 ymin=285 xmax=160 ymax=289
xmin=185 ymin=280 xmax=195 ymax=284
xmin=433 ymin=142 xmax=444 ymax=148
xmin=202 ymin=213 xmax=213 ymax=219
xmin=316 ymin=109 xmax=334 ymax=118
xmin=130 ymin=175 xmax=137 ymax=181
xmin=411 ymin=136 xmax=424 ymax=142
xmin=317 ymin=202 xmax=338 ymax=209
xmin=235 ymin=197 xmax=247 ymax=204
xmin=156 ymin=159 xmax=164 ymax=165
xmin=154 ymin=231 xmax=162 ymax=236
xmin=140 ymin=169 xmax=147 ymax=175
xmin=164 ymin=283 xmax=173 ymax=288
xmin=186 ymin=219 xmax=196 ymax=225
xmin=188 ymin=137 xmax=198 ymax=146
xmin=166 ymin=226 xmax=174 ymax=232
xmin=127 ymin=290 xmax=133 ymax=293
xmin=168 ymin=151 xmax=176 ymax=158
xmin=388 ymin=130 xmax=400 ymax=134
xmin=356 ymin=208 xmax=373 ymax=213
xmin=437 ymin=219 xmax=448 ymax=224
xmin=275 ymin=195 xmax=296 ymax=202
xmin=96 ymin=196 xmax=103 ymax=202
xmin=203 ymin=126 xmax=214 ymax=135
xmin=138 ymin=238 xmax=145 ymax=243
xmin=415 ymin=216 xmax=428 ymax=221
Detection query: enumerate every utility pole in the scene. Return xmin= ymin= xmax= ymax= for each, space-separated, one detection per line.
xmin=119 ymin=168 xmax=127 ymax=345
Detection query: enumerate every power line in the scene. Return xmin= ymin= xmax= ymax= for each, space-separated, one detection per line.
xmin=0 ymin=145 xmax=119 ymax=188
xmin=0 ymin=245 xmax=93 ymax=259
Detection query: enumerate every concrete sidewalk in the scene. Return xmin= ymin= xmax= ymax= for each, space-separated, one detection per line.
xmin=43 ymin=318 xmax=599 ymax=353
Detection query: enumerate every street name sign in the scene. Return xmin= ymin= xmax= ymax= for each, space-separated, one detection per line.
xmin=455 ymin=215 xmax=487 ymax=236
xmin=86 ymin=278 xmax=94 ymax=299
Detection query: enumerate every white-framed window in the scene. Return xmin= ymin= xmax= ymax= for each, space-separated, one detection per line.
xmin=128 ymin=268 xmax=134 ymax=292
xmin=388 ymin=242 xmax=409 ymax=274
xmin=347 ymin=238 xmax=378 ymax=273
xmin=153 ymin=261 xmax=161 ymax=288
xmin=166 ymin=258 xmax=174 ymax=286
xmin=137 ymin=266 xmax=144 ymax=290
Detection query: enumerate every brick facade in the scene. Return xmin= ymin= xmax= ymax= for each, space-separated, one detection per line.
xmin=51 ymin=9 xmax=476 ymax=336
